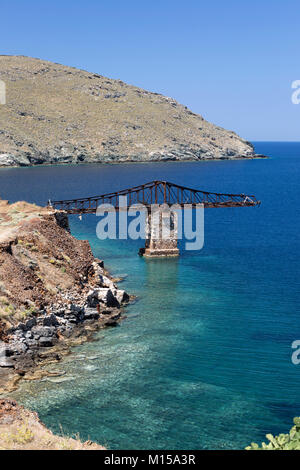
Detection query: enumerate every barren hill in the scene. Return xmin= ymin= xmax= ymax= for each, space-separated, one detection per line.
xmin=0 ymin=56 xmax=258 ymax=166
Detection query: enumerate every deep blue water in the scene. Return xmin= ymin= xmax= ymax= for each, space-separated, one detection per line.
xmin=1 ymin=142 xmax=300 ymax=449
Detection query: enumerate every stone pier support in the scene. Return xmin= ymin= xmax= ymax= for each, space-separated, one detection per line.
xmin=142 ymin=205 xmax=179 ymax=257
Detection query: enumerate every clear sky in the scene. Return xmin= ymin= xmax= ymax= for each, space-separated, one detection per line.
xmin=1 ymin=0 xmax=300 ymax=141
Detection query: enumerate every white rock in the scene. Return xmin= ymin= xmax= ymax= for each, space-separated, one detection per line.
xmin=100 ymin=274 xmax=116 ymax=290
xmin=87 ymin=288 xmax=120 ymax=308
xmin=0 ymin=153 xmax=15 ymax=166
xmin=114 ymin=290 xmax=130 ymax=304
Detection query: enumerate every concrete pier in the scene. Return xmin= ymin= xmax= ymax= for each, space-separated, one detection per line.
xmin=142 ymin=206 xmax=179 ymax=258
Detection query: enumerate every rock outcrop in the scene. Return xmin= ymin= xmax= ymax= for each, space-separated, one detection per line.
xmin=0 ymin=55 xmax=261 ymax=167
xmin=0 ymin=200 xmax=130 ymax=383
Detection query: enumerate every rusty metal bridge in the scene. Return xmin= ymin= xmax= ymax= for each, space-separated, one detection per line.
xmin=49 ymin=180 xmax=260 ymax=214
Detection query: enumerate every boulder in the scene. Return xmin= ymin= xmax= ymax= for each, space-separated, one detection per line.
xmin=87 ymin=288 xmax=120 ymax=308
xmin=38 ymin=337 xmax=54 ymax=348
xmin=42 ymin=314 xmax=60 ymax=327
xmin=8 ymin=317 xmax=37 ymax=335
xmin=0 ymin=356 xmax=14 ymax=368
xmin=99 ymin=274 xmax=116 ymax=290
xmin=99 ymin=289 xmax=120 ymax=307
xmin=70 ymin=304 xmax=83 ymax=314
xmin=25 ymin=318 xmax=37 ymax=330
xmin=9 ymin=341 xmax=28 ymax=355
xmin=115 ymin=290 xmax=130 ymax=304
xmin=83 ymin=308 xmax=100 ymax=320
xmin=31 ymin=326 xmax=56 ymax=339
xmin=0 ymin=341 xmax=14 ymax=367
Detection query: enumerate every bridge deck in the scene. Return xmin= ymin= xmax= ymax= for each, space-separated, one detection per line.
xmin=49 ymin=180 xmax=260 ymax=214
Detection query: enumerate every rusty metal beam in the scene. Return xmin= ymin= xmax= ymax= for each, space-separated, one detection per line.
xmin=48 ymin=180 xmax=260 ymax=214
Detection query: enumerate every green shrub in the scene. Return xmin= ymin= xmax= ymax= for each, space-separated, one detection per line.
xmin=247 ymin=418 xmax=300 ymax=450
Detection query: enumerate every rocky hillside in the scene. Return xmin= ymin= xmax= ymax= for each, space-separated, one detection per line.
xmin=0 ymin=199 xmax=129 ymax=388
xmin=0 ymin=56 xmax=259 ymax=167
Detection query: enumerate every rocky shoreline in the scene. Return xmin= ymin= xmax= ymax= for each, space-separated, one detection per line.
xmin=0 ymin=199 xmax=131 ymax=394
xmin=0 ymin=267 xmax=130 ymax=394
xmin=0 ymin=151 xmax=268 ymax=168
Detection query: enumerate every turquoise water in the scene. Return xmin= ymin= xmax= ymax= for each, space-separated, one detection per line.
xmin=2 ymin=142 xmax=300 ymax=449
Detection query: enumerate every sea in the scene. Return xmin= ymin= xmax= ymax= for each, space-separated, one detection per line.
xmin=1 ymin=142 xmax=299 ymax=450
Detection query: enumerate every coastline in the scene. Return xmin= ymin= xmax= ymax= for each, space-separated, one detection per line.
xmin=0 ymin=153 xmax=269 ymax=170
xmin=0 ymin=145 xmax=298 ymax=449
xmin=0 ymin=200 xmax=132 ymax=396
xmin=0 ymin=301 xmax=127 ymax=395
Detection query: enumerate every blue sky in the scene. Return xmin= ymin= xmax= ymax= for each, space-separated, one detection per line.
xmin=1 ymin=0 xmax=300 ymax=141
